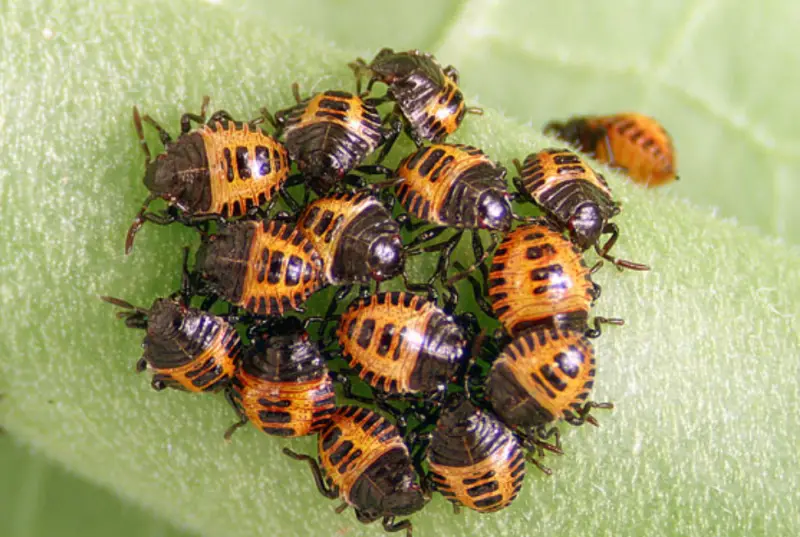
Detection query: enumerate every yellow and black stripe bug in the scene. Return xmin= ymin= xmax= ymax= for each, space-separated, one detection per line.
xmin=425 ymin=397 xmax=526 ymax=513
xmin=462 ymin=220 xmax=622 ymax=338
xmin=194 ymin=219 xmax=325 ymax=316
xmin=350 ymin=48 xmax=483 ymax=146
xmin=224 ymin=316 xmax=336 ymax=439
xmin=545 ymin=113 xmax=677 ymax=187
xmin=393 ymin=143 xmax=513 ymax=285
xmin=101 ymin=295 xmax=241 ymax=392
xmin=284 ymin=405 xmax=426 ymax=537
xmin=273 ymin=84 xmax=400 ymax=196
xmin=125 ymin=96 xmax=293 ymax=254
xmin=297 ymin=190 xmax=405 ymax=286
xmin=512 ymin=148 xmax=649 ymax=271
xmin=336 ymin=291 xmax=468 ymax=398
xmin=485 ymin=327 xmax=613 ymax=459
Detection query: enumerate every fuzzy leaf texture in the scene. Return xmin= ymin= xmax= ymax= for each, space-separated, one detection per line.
xmin=1 ymin=1 xmax=799 ymax=537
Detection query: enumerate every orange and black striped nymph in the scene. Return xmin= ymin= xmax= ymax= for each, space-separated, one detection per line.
xmin=101 ymin=296 xmax=241 ymax=392
xmin=426 ymin=397 xmax=526 ymax=513
xmin=486 ymin=327 xmax=611 ymax=433
xmin=275 ymin=86 xmax=392 ymax=195
xmin=486 ymin=221 xmax=599 ymax=337
xmin=125 ymin=97 xmax=291 ymax=254
xmin=284 ymin=406 xmax=426 ymax=537
xmin=224 ymin=317 xmax=335 ymax=439
xmin=336 ymin=292 xmax=468 ymax=396
xmin=513 ymin=148 xmax=648 ymax=270
xmin=351 ymin=48 xmax=482 ymax=144
xmin=298 ymin=190 xmax=405 ymax=285
xmin=194 ymin=219 xmax=325 ymax=316
xmin=544 ymin=113 xmax=677 ymax=187
xmin=395 ymin=143 xmax=511 ymax=231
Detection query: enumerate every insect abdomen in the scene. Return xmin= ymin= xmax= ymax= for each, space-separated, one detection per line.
xmin=146 ymin=313 xmax=241 ymax=392
xmin=195 ymin=220 xmax=325 ymax=316
xmin=298 ymin=191 xmax=401 ymax=284
xmin=486 ymin=328 xmax=596 ymax=428
xmin=395 ymin=144 xmax=504 ymax=228
xmin=318 ymin=406 xmax=407 ymax=503
xmin=517 ymin=148 xmax=615 ymax=225
xmin=427 ymin=400 xmax=526 ymax=513
xmin=488 ymin=222 xmax=595 ymax=336
xmin=231 ymin=371 xmax=335 ymax=437
xmin=336 ymin=292 xmax=466 ymax=394
xmin=202 ymin=122 xmax=290 ymax=218
xmin=592 ymin=114 xmax=677 ymax=186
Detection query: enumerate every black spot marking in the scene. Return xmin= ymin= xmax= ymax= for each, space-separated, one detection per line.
xmin=328 ymin=440 xmax=354 ymax=466
xmin=474 ymin=495 xmax=503 ymax=509
xmin=320 ymin=99 xmax=351 ymax=112
xmin=255 ymin=145 xmax=271 ymax=176
xmin=419 ymin=148 xmax=446 ymax=177
xmin=268 ymin=251 xmax=285 ymax=284
xmin=236 ymin=146 xmax=251 ymax=179
xmin=258 ymin=410 xmax=292 ymax=423
xmin=357 ymin=319 xmax=376 ymax=349
xmin=223 ymin=148 xmax=235 ymax=182
xmin=555 ymin=350 xmax=581 ymax=378
xmin=377 ymin=324 xmax=395 ymax=356
xmin=257 ymin=248 xmax=270 ymax=283
xmin=285 ymin=255 xmax=303 ymax=286
xmin=466 ymin=481 xmax=499 ymax=497
xmin=540 ymin=364 xmax=567 ymax=391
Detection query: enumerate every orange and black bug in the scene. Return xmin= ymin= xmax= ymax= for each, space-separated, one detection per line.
xmin=544 ymin=113 xmax=677 ymax=187
xmin=194 ymin=219 xmax=325 ymax=316
xmin=284 ymin=405 xmax=426 ymax=537
xmin=101 ymin=295 xmax=241 ymax=392
xmin=485 ymin=327 xmax=612 ymax=450
xmin=224 ymin=316 xmax=336 ymax=439
xmin=125 ymin=96 xmax=293 ymax=254
xmin=297 ymin=190 xmax=405 ymax=286
xmin=423 ymin=396 xmax=526 ymax=513
xmin=393 ymin=143 xmax=513 ymax=284
xmin=350 ymin=48 xmax=482 ymax=147
xmin=273 ymin=84 xmax=400 ymax=196
xmin=463 ymin=220 xmax=622 ymax=338
xmin=512 ymin=148 xmax=649 ymax=271
xmin=336 ymin=292 xmax=468 ymax=398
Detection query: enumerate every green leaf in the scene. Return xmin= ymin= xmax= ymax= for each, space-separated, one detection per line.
xmin=1 ymin=1 xmax=799 ymax=537
xmin=0 ymin=436 xmax=192 ymax=537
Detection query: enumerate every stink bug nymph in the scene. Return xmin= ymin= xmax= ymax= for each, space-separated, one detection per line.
xmin=194 ymin=219 xmax=325 ymax=316
xmin=125 ymin=97 xmax=293 ymax=254
xmin=101 ymin=295 xmax=241 ymax=392
xmin=336 ymin=291 xmax=468 ymax=398
xmin=464 ymin=219 xmax=623 ymax=338
xmin=350 ymin=48 xmax=482 ymax=147
xmin=425 ymin=396 xmax=526 ymax=513
xmin=284 ymin=405 xmax=426 ymax=537
xmin=224 ymin=316 xmax=336 ymax=439
xmin=486 ymin=327 xmax=613 ymax=450
xmin=544 ymin=113 xmax=677 ymax=187
xmin=273 ymin=84 xmax=400 ymax=195
xmin=297 ymin=190 xmax=405 ymax=286
xmin=512 ymin=148 xmax=649 ymax=271
xmin=393 ymin=143 xmax=513 ymax=284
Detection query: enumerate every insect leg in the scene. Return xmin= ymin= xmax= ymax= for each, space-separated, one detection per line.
xmin=282 ymin=448 xmax=339 ymax=499
xmin=222 ymin=388 xmax=249 ymax=442
xmin=180 ymin=96 xmax=210 ymax=133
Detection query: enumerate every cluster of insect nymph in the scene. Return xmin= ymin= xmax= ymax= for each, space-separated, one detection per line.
xmin=103 ymin=48 xmax=677 ymax=536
